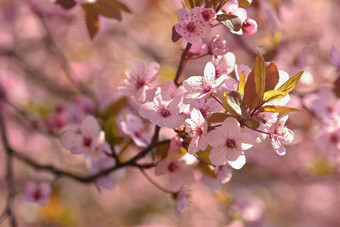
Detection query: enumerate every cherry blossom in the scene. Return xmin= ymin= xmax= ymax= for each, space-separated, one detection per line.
xmin=310 ymin=88 xmax=340 ymax=123
xmin=201 ymin=164 xmax=232 ymax=189
xmin=155 ymin=151 xmax=198 ymax=191
xmin=23 ymin=182 xmax=51 ymax=205
xmin=139 ymin=87 xmax=186 ymax=129
xmin=170 ymin=135 xmax=183 ymax=152
xmin=118 ymin=58 xmax=160 ymax=103
xmin=198 ymin=8 xmax=216 ymax=24
xmin=175 ymin=7 xmax=211 ymax=44
xmin=206 ymin=118 xmax=254 ymax=168
xmin=60 ymin=115 xmax=110 ymax=158
xmin=209 ymin=35 xmax=229 ymax=56
xmin=120 ymin=113 xmax=154 ymax=147
xmin=185 ymin=108 xmax=208 ymax=154
xmin=315 ymin=125 xmax=340 ymax=157
xmin=89 ymin=156 xmax=126 ymax=190
xmin=173 ymin=188 xmax=190 ymax=218
xmin=189 ymin=98 xmax=222 ymax=119
xmin=183 ymin=62 xmax=226 ymax=102
xmin=270 ymin=115 xmax=294 ymax=155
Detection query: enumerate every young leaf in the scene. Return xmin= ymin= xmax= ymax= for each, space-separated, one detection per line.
xmin=110 ymin=0 xmax=132 ymax=13
xmin=238 ymin=70 xmax=246 ymax=95
xmin=277 ymin=71 xmax=304 ymax=95
xmin=242 ymin=118 xmax=260 ymax=130
xmin=239 ymin=0 xmax=252 ymax=8
xmin=99 ymin=97 xmax=128 ymax=121
xmin=82 ymin=4 xmax=99 ymax=40
xmin=207 ymin=112 xmax=231 ymax=123
xmin=93 ymin=0 xmax=122 ymax=20
xmin=257 ymin=105 xmax=300 ymax=113
xmin=55 ymin=0 xmax=76 ymax=9
xmin=172 ymin=25 xmax=182 ymax=42
xmin=217 ymin=14 xmax=243 ymax=32
xmin=184 ymin=0 xmax=194 ymax=9
xmin=243 ymin=70 xmax=261 ymax=111
xmin=223 ymin=91 xmax=250 ymax=119
xmin=265 ymin=63 xmax=279 ymax=91
xmin=254 ymin=52 xmax=266 ymax=101
xmin=104 ymin=117 xmax=121 ymax=146
xmin=196 ymin=162 xmax=217 ymax=178
xmin=195 ymin=147 xmax=212 ymax=164
xmin=263 ymin=90 xmax=286 ymax=103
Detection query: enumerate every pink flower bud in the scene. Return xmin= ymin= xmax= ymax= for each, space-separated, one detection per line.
xmin=209 ymin=36 xmax=229 ymax=56
xmin=242 ymin=18 xmax=257 ymax=35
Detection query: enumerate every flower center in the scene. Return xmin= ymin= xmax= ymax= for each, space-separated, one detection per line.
xmin=195 ymin=126 xmax=203 ymax=136
xmin=186 ymin=22 xmax=196 ymax=32
xmin=168 ymin=162 xmax=179 ymax=172
xmin=83 ymin=137 xmax=92 ymax=147
xmin=33 ymin=189 xmax=41 ymax=200
xmin=225 ymin=138 xmax=236 ymax=149
xmin=160 ymin=107 xmax=171 ymax=118
xmin=135 ymin=78 xmax=145 ymax=89
xmin=203 ymin=84 xmax=212 ymax=93
xmin=201 ymin=10 xmax=212 ymax=22
xmin=330 ymin=134 xmax=338 ymax=144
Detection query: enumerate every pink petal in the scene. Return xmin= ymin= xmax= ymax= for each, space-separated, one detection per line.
xmin=228 ymin=154 xmax=246 ymax=169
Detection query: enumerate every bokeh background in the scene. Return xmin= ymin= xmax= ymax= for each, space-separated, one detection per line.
xmin=1 ymin=0 xmax=340 ymax=226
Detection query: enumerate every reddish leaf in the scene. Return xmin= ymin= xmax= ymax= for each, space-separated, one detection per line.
xmin=55 ymin=0 xmax=76 ymax=9
xmin=82 ymin=4 xmax=99 ymax=40
xmin=171 ymin=25 xmax=182 ymax=42
xmin=265 ymin=63 xmax=279 ymax=91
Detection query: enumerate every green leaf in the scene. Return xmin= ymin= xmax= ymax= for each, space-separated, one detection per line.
xmin=217 ymin=14 xmax=243 ymax=32
xmin=82 ymin=4 xmax=99 ymax=40
xmin=104 ymin=117 xmax=121 ymax=146
xmin=257 ymin=105 xmax=300 ymax=113
xmin=254 ymin=51 xmax=266 ymax=101
xmin=238 ymin=70 xmax=246 ymax=95
xmin=155 ymin=143 xmax=170 ymax=159
xmin=99 ymin=97 xmax=128 ymax=121
xmin=265 ymin=63 xmax=279 ymax=91
xmin=195 ymin=147 xmax=212 ymax=164
xmin=263 ymin=90 xmax=286 ymax=103
xmin=207 ymin=112 xmax=230 ymax=123
xmin=277 ymin=71 xmax=304 ymax=95
xmin=239 ymin=0 xmax=252 ymax=8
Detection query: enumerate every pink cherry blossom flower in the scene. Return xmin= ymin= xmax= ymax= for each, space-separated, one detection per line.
xmin=206 ymin=117 xmax=254 ymax=168
xmin=201 ymin=164 xmax=232 ymax=189
xmin=182 ymin=39 xmax=206 ymax=57
xmin=173 ymin=188 xmax=190 ymax=218
xmin=189 ymin=98 xmax=222 ymax=119
xmin=155 ymin=151 xmax=198 ymax=191
xmin=185 ymin=108 xmax=208 ymax=154
xmin=23 ymin=182 xmax=51 ymax=205
xmin=60 ymin=115 xmax=109 ymax=158
xmin=120 ymin=113 xmax=154 ymax=147
xmin=331 ymin=47 xmax=340 ymax=70
xmin=183 ymin=62 xmax=226 ymax=102
xmin=175 ymin=7 xmax=211 ymax=44
xmin=311 ymin=88 xmax=340 ymax=123
xmin=209 ymin=35 xmax=229 ymax=56
xmin=198 ymin=8 xmax=216 ymax=24
xmin=117 ymin=58 xmax=160 ymax=103
xmin=213 ymin=52 xmax=236 ymax=78
xmin=315 ymin=125 xmax=340 ymax=157
xmin=270 ymin=115 xmax=294 ymax=155
xmin=89 ymin=156 xmax=126 ymax=190
xmin=139 ymin=87 xmax=187 ymax=129
xmin=242 ymin=18 xmax=258 ymax=35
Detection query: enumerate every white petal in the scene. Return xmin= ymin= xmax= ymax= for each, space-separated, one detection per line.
xmin=204 ymin=62 xmax=216 ymax=83
xmin=209 ymin=146 xmax=228 ymax=166
xmin=228 ymin=154 xmax=246 ymax=169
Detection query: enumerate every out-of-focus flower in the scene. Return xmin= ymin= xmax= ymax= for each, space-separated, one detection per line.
xmin=139 ymin=87 xmax=186 ymax=129
xmin=120 ymin=113 xmax=154 ymax=147
xmin=183 ymin=62 xmax=226 ymax=102
xmin=270 ymin=115 xmax=294 ymax=155
xmin=201 ymin=164 xmax=232 ymax=189
xmin=155 ymin=151 xmax=198 ymax=191
xmin=206 ymin=118 xmax=254 ymax=168
xmin=331 ymin=47 xmax=340 ymax=70
xmin=60 ymin=115 xmax=110 ymax=158
xmin=173 ymin=187 xmax=190 ymax=218
xmin=23 ymin=182 xmax=51 ymax=205
xmin=90 ymin=156 xmax=126 ymax=190
xmin=170 ymin=135 xmax=183 ymax=152
xmin=315 ymin=124 xmax=340 ymax=157
xmin=209 ymin=35 xmax=229 ymax=56
xmin=118 ymin=59 xmax=160 ymax=103
xmin=175 ymin=7 xmax=211 ymax=44
xmin=189 ymin=98 xmax=222 ymax=119
xmin=185 ymin=108 xmax=208 ymax=154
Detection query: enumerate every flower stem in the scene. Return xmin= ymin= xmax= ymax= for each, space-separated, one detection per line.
xmin=174 ymin=43 xmax=192 ymax=86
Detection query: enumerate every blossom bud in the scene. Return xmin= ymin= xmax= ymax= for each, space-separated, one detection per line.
xmin=242 ymin=18 xmax=257 ymax=35
xmin=208 ymin=36 xmax=229 ymax=56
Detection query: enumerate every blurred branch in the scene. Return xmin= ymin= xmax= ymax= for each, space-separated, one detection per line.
xmin=0 ymin=104 xmax=18 ymax=227
xmin=140 ymin=168 xmax=175 ymax=194
xmin=174 ymin=43 xmax=192 ymax=86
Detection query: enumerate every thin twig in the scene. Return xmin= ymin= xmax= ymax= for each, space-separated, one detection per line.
xmin=140 ymin=168 xmax=174 ymax=194
xmin=174 ymin=43 xmax=192 ymax=86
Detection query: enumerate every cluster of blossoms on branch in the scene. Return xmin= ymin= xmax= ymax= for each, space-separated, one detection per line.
xmin=14 ymin=0 xmax=305 ymax=219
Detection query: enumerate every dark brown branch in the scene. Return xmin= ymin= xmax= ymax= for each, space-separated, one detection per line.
xmin=174 ymin=43 xmax=192 ymax=86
